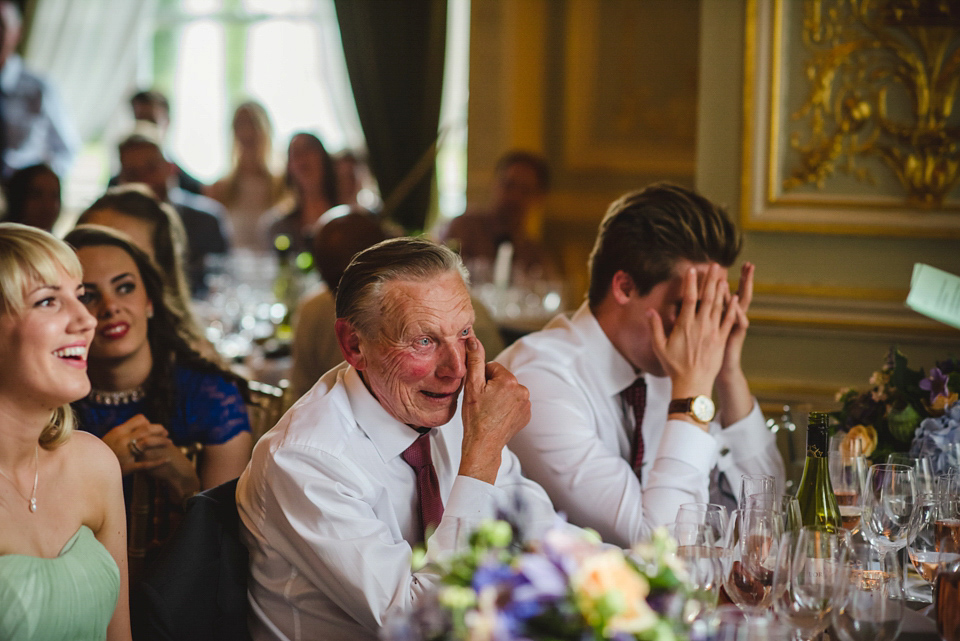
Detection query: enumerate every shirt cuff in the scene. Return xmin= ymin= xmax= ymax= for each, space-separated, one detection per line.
xmin=656 ymin=419 xmax=718 ymax=471
xmin=713 ymin=401 xmax=773 ymax=461
xmin=444 ymin=475 xmax=504 ymax=521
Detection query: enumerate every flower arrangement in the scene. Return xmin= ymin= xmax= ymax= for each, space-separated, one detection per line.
xmin=832 ymin=348 xmax=960 ymax=470
xmin=384 ymin=521 xmax=691 ymax=641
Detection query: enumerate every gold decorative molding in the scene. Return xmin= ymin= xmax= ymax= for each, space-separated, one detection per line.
xmin=562 ymin=0 xmax=699 ymax=176
xmin=741 ymin=0 xmax=960 ymax=237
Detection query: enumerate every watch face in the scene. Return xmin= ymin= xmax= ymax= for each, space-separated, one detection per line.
xmin=691 ymin=395 xmax=716 ymax=422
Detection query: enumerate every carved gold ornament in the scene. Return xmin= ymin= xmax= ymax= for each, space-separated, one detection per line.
xmin=785 ymin=0 xmax=960 ymax=207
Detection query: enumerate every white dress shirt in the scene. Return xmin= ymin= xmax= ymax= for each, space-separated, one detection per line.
xmin=237 ymin=363 xmax=563 ymax=641
xmin=0 ymin=55 xmax=79 ymax=177
xmin=497 ymin=302 xmax=785 ymax=548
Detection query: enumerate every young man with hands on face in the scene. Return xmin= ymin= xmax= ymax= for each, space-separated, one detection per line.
xmin=497 ymin=183 xmax=785 ymax=548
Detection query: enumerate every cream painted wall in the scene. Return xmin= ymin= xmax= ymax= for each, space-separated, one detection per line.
xmin=467 ymin=0 xmax=960 ymax=411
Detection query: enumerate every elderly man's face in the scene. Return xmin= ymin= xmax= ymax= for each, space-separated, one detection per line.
xmin=357 ymin=271 xmax=475 ymax=428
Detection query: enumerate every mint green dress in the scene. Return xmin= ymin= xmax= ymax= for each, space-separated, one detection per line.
xmin=0 ymin=525 xmax=120 ymax=640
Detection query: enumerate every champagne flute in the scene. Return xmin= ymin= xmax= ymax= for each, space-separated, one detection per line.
xmin=938 ymin=472 xmax=960 ymax=552
xmin=772 ymin=527 xmax=849 ymax=641
xmin=832 ymin=541 xmax=905 ymax=641
xmin=861 ymin=464 xmax=916 ymax=555
xmin=907 ymin=492 xmax=960 ymax=603
xmin=723 ymin=508 xmax=781 ymax=610
xmin=745 ymin=493 xmax=802 ymax=533
xmin=830 ymin=450 xmax=867 ymax=534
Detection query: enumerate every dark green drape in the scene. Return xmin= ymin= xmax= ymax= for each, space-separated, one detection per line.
xmin=334 ymin=0 xmax=447 ymax=232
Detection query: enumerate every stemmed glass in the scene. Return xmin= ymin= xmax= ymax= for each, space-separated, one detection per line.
xmin=772 ymin=527 xmax=849 ymax=641
xmin=861 ymin=464 xmax=917 ymax=555
xmin=832 ymin=541 xmax=905 ymax=641
xmin=676 ymin=503 xmax=728 ymax=544
xmin=672 ymin=520 xmax=725 ymax=623
xmin=887 ymin=454 xmax=935 ymax=496
xmin=739 ymin=474 xmax=776 ymax=508
xmin=745 ymin=494 xmax=802 ymax=534
xmin=723 ymin=508 xmax=782 ymax=610
xmin=830 ymin=449 xmax=867 ymax=535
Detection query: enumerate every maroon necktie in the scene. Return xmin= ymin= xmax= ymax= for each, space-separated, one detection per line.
xmin=621 ymin=377 xmax=647 ymax=480
xmin=402 ymin=431 xmax=444 ymax=541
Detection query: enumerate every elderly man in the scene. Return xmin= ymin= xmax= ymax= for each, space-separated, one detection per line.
xmin=497 ymin=183 xmax=785 ymax=548
xmin=237 ymin=237 xmax=562 ymax=641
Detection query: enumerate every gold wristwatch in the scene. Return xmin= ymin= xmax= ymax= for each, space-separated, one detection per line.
xmin=668 ymin=395 xmax=716 ymax=424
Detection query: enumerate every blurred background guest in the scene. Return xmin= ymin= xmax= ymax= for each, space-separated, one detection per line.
xmin=262 ymin=132 xmax=339 ymax=256
xmin=1 ymin=162 xmax=61 ymax=230
xmin=116 ymin=128 xmax=230 ymax=293
xmin=437 ymin=149 xmax=559 ymax=282
xmin=66 ymin=225 xmax=251 ymax=573
xmin=205 ymin=100 xmax=285 ymax=251
xmin=76 ymin=184 xmax=209 ymax=355
xmin=289 ymin=205 xmax=387 ymax=400
xmin=109 ymin=89 xmax=204 ymax=196
xmin=0 ymin=222 xmax=131 ymax=641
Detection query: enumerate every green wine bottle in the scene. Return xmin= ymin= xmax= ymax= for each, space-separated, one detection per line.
xmin=795 ymin=411 xmax=842 ymax=532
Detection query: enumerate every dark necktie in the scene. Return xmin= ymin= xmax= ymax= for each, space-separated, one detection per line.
xmin=621 ymin=377 xmax=647 ymax=480
xmin=402 ymin=431 xmax=444 ymax=541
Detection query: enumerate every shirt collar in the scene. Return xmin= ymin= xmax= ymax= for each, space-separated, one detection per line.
xmin=343 ymin=365 xmax=429 ymax=463
xmin=570 ymin=301 xmax=640 ymax=396
xmin=0 ymin=54 xmax=22 ymax=94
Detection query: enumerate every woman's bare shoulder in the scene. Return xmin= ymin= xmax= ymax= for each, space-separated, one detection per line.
xmin=58 ymin=431 xmax=121 ymax=478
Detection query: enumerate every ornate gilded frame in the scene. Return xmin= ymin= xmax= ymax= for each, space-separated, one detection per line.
xmin=741 ymin=0 xmax=960 ymax=237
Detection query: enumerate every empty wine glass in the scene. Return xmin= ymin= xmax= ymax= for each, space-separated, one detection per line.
xmin=723 ymin=508 xmax=782 ymax=610
xmin=832 ymin=541 xmax=905 ymax=641
xmin=739 ymin=474 xmax=776 ymax=508
xmin=887 ymin=453 xmax=935 ymax=496
xmin=672 ymin=521 xmax=725 ymax=622
xmin=772 ymin=527 xmax=849 ymax=641
xmin=830 ymin=450 xmax=867 ymax=535
xmin=745 ymin=494 xmax=802 ymax=534
xmin=861 ymin=463 xmax=917 ymax=555
xmin=676 ymin=502 xmax=728 ymax=544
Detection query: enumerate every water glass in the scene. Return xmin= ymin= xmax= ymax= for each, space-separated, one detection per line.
xmin=861 ymin=464 xmax=917 ymax=554
xmin=832 ymin=541 xmax=905 ymax=641
xmin=672 ymin=521 xmax=725 ymax=623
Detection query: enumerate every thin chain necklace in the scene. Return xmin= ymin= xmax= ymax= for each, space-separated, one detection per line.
xmin=0 ymin=445 xmax=39 ymax=513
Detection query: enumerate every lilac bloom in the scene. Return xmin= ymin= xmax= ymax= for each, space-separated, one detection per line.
xmin=920 ymin=367 xmax=950 ymax=404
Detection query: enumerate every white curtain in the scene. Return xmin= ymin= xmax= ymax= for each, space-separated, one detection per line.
xmin=24 ymin=0 xmax=156 ymax=142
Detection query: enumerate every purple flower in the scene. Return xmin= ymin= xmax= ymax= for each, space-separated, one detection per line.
xmin=920 ymin=368 xmax=950 ymax=404
xmin=910 ymin=399 xmax=960 ymax=475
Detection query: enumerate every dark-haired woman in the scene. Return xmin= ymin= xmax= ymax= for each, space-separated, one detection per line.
xmin=66 ymin=225 xmax=252 ymax=569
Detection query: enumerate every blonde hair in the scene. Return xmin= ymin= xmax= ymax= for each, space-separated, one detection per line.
xmin=0 ymin=222 xmax=81 ymax=448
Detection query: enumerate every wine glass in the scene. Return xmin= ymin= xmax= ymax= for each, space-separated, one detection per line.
xmin=907 ymin=492 xmax=950 ymax=603
xmin=723 ymin=508 xmax=781 ymax=610
xmin=672 ymin=521 xmax=725 ymax=623
xmin=739 ymin=474 xmax=776 ymax=508
xmin=676 ymin=502 xmax=728 ymax=544
xmin=887 ymin=453 xmax=935 ymax=496
xmin=861 ymin=464 xmax=917 ymax=555
xmin=745 ymin=493 xmax=802 ymax=534
xmin=830 ymin=450 xmax=867 ymax=535
xmin=938 ymin=470 xmax=960 ymax=523
xmin=707 ymin=605 xmax=791 ymax=641
xmin=772 ymin=527 xmax=849 ymax=641
xmin=936 ymin=554 xmax=960 ymax=641
xmin=832 ymin=541 xmax=905 ymax=641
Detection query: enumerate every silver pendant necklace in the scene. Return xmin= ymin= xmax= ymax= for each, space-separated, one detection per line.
xmin=0 ymin=445 xmax=39 ymax=513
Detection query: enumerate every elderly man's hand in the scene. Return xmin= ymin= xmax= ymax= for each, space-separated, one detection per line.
xmin=458 ymin=337 xmax=531 ymax=484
